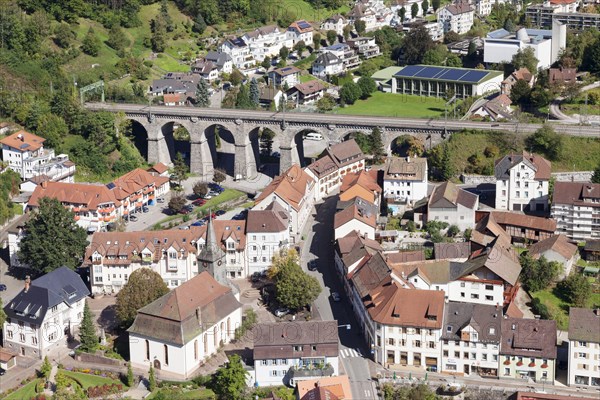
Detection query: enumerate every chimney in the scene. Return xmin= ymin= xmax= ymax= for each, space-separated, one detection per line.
xmin=594 ymin=309 xmax=600 ymax=317
xmin=24 ymin=276 xmax=31 ymax=293
xmin=17 ymin=133 xmax=23 ymax=141
xmin=41 ymin=181 xmax=47 ymax=189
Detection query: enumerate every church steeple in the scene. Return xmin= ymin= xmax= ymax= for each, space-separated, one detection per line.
xmin=198 ymin=210 xmax=226 ymax=285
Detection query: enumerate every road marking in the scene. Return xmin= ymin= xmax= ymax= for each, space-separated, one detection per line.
xmin=341 ymin=348 xmax=362 ymax=358
xmin=364 ymin=390 xmax=371 ymax=397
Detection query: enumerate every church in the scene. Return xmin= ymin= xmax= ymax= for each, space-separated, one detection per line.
xmin=127 ymin=216 xmax=243 ymax=378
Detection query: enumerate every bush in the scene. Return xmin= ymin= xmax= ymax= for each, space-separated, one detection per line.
xmin=447 ymin=224 xmax=460 ymax=237
xmin=530 ymin=297 xmax=550 ymax=319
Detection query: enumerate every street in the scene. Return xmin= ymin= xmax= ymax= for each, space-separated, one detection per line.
xmin=299 ymin=195 xmax=378 ymax=400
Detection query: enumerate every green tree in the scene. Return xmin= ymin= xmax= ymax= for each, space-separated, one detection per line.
xmin=196 ymin=79 xmax=211 ymax=107
xmin=446 ymin=54 xmax=462 ymax=67
xmin=193 ymin=182 xmax=209 ymax=197
xmin=150 ymin=15 xmax=168 ymax=53
xmin=160 ymin=0 xmax=174 ymax=32
xmin=193 ymin=12 xmax=207 ymax=34
xmin=0 ymin=298 xmax=5 ymax=328
xmin=40 ymin=356 xmax=52 ymax=380
xmin=511 ymin=47 xmax=539 ymax=74
xmin=54 ymin=23 xmax=75 ymax=48
xmin=411 ymin=2 xmax=419 ymax=19
xmin=582 ymin=37 xmax=600 ymax=74
xmin=447 ymin=224 xmax=460 ymax=237
xmin=504 ymin=18 xmax=515 ymax=32
xmin=261 ymin=56 xmax=272 ymax=69
xmin=432 ymin=0 xmax=441 ymax=12
xmin=343 ymin=24 xmax=353 ymax=40
xmin=592 ymin=161 xmax=600 ymax=184
xmin=148 ymin=364 xmax=157 ymax=392
xmin=439 ymin=144 xmax=454 ymax=181
xmin=79 ymin=300 xmax=98 ymax=353
xmin=235 ymin=84 xmax=254 ymax=109
xmin=230 ymin=70 xmax=244 ymax=86
xmin=269 ymin=249 xmax=322 ymax=310
xmin=326 ymin=30 xmax=337 ymax=45
xmin=422 ymin=0 xmax=429 ymax=14
xmin=171 ymin=152 xmax=188 ymax=185
xmin=18 ymin=198 xmax=88 ymax=275
xmin=279 ymin=46 xmax=289 ymax=61
xmin=107 ymin=25 xmax=130 ymax=53
xmin=519 ymin=254 xmax=560 ymax=292
xmin=509 ymin=79 xmax=532 ymax=106
xmin=340 ymin=81 xmax=362 ymax=105
xmin=316 ymin=93 xmax=337 ymax=113
xmin=526 ymin=124 xmax=563 ymax=160
xmin=127 ymin=362 xmax=134 ymax=387
xmin=168 ymin=195 xmax=186 ymax=213
xmin=36 ymin=114 xmax=68 ymax=149
xmin=212 ymin=354 xmax=248 ymax=400
xmin=559 ymin=273 xmax=592 ymax=307
xmin=259 ymin=129 xmax=275 ymax=155
xmin=357 ymin=76 xmax=377 ymax=99
xmin=355 ymin=20 xmax=366 ymax=35
xmin=313 ymin=32 xmax=321 ymax=50
xmin=293 ymin=40 xmax=306 ymax=56
xmin=81 ymin=27 xmax=101 ymax=56
xmin=403 ymin=25 xmax=435 ymax=64
xmin=399 ymin=6 xmax=406 ymax=21
xmin=116 ymin=269 xmax=169 ymax=327
xmin=249 ymin=78 xmax=260 ymax=107
xmin=370 ymin=127 xmax=385 ymax=163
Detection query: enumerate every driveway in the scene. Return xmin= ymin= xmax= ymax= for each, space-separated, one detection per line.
xmin=0 ymin=256 xmax=27 ymax=304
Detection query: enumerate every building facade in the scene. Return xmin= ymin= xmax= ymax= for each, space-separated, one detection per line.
xmin=383 ymin=156 xmax=428 ymax=205
xmin=568 ymin=307 xmax=600 ymax=387
xmin=426 ymin=181 xmax=479 ymax=231
xmin=552 ymin=182 xmax=600 ymax=241
xmin=438 ymin=2 xmax=475 ymax=34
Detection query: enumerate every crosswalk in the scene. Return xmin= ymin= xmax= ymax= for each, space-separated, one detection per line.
xmin=340 ymin=347 xmax=363 ymax=359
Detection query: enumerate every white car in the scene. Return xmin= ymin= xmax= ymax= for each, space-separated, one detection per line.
xmin=331 ymin=292 xmax=341 ymax=302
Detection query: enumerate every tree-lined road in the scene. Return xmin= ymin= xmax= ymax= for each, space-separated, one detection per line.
xmin=85 ymin=102 xmax=600 ymax=137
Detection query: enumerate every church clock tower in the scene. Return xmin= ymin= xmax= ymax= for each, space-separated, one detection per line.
xmin=197 ymin=212 xmax=227 ymax=286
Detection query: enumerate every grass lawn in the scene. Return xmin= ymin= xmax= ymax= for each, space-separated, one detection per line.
xmin=294 ymin=53 xmax=317 ymax=70
xmin=531 ymin=288 xmax=570 ymax=330
xmin=299 ymin=74 xmax=317 ymax=83
xmin=62 ymin=370 xmax=125 ymax=389
xmin=153 ymin=54 xmax=190 ymax=73
xmin=280 ymin=0 xmax=349 ymax=21
xmin=336 ymin=92 xmax=448 ymax=118
xmin=5 ymin=379 xmax=42 ymax=400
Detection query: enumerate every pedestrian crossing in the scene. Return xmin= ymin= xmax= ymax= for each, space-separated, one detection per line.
xmin=340 ymin=347 xmax=363 ymax=358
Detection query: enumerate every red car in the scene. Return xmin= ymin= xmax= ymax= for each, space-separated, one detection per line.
xmin=179 ymin=208 xmax=190 ymax=215
xmin=192 ymin=198 xmax=206 ymax=206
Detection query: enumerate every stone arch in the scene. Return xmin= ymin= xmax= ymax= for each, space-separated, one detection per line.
xmin=128 ymin=119 xmax=149 ymax=161
xmin=389 ymin=134 xmax=427 ymax=157
xmin=160 ymin=121 xmax=195 ymax=168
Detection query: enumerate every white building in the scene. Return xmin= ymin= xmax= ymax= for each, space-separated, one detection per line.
xmin=219 ymin=38 xmax=254 ymax=69
xmin=319 ymin=44 xmax=361 ymax=71
xmin=192 ymin=51 xmax=233 ymax=80
xmin=312 ymin=53 xmax=345 ymax=78
xmin=441 ymin=302 xmax=502 ymax=377
xmin=484 ymin=21 xmax=566 ymax=70
xmin=128 ymin=271 xmax=242 ymax=379
xmin=495 ymin=151 xmax=551 ymax=213
xmin=3 ymin=267 xmax=89 ymax=359
xmin=245 ymin=202 xmax=291 ymax=276
xmin=287 ymin=20 xmax=313 ymax=47
xmin=418 ymin=181 xmax=479 ymax=231
xmin=320 ymin=14 xmax=348 ymax=36
xmin=334 ymin=197 xmax=378 ymax=240
xmin=568 ymin=308 xmax=600 ymax=387
xmin=438 ymin=2 xmax=475 ymax=35
xmin=305 ymin=139 xmax=366 ymax=202
xmin=254 ymin=164 xmax=315 ymax=239
xmin=527 ymin=234 xmax=578 ymax=278
xmin=268 ymin=66 xmax=301 ymax=88
xmin=242 ymin=25 xmax=292 ymax=62
xmin=383 ymin=156 xmax=428 ymax=205
xmin=0 ymin=130 xmax=75 ymax=182
xmin=253 ymin=321 xmax=339 ymax=387
xmin=552 ymin=181 xmax=600 ymax=241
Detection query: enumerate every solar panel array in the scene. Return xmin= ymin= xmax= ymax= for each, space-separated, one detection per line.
xmin=297 ymin=21 xmax=312 ymax=29
xmin=395 ymin=65 xmax=489 ymax=83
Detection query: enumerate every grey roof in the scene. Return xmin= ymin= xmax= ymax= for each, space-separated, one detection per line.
xmin=584 ymin=239 xmax=600 ymax=252
xmin=429 ymin=181 xmax=478 ymax=210
xmin=434 ymin=242 xmax=471 ymax=260
xmin=487 ymin=28 xmax=511 ymax=39
xmin=501 ymin=317 xmax=557 ymax=359
xmin=351 ymin=252 xmax=391 ymax=297
xmin=205 ymin=51 xmax=232 ymax=67
xmin=313 ymin=52 xmax=343 ymax=67
xmin=384 ymin=157 xmax=427 ymax=182
xmin=198 ymin=215 xmax=225 ymax=264
xmin=459 ymin=237 xmax=521 ymax=285
xmin=568 ymin=307 xmax=600 ymax=343
xmin=442 ymin=302 xmax=502 ymax=343
xmin=4 ymin=267 xmax=89 ymax=325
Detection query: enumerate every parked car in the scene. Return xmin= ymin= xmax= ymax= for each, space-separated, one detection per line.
xmin=0 ymin=284 xmax=6 ymax=291
xmin=179 ymin=226 xmax=190 ymax=230
xmin=275 ymin=308 xmax=290 ymax=317
xmin=208 ymin=183 xmax=223 ymax=191
xmin=331 ymin=292 xmax=341 ymax=302
xmin=215 ymin=210 xmax=226 ymax=216
xmin=185 ymin=204 xmax=194 ymax=211
xmin=271 ymin=151 xmax=280 ymax=158
xmin=129 ymin=215 xmax=138 ymax=222
xmin=308 ymin=260 xmax=317 ymax=271
xmin=0 ymin=368 xmax=5 ymax=376
xmin=142 ymin=206 xmax=149 ymax=213
xmin=179 ymin=208 xmax=190 ymax=215
xmin=191 ymin=221 xmax=204 ymax=227
xmin=192 ymin=198 xmax=206 ymax=206
xmin=202 ymin=194 xmax=213 ymax=200
xmin=156 ymin=198 xmax=165 ymax=203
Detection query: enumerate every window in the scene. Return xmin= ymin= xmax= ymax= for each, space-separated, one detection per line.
xmin=489 ymin=327 xmax=496 ymax=335
xmin=504 ymin=368 xmax=510 ymax=376
xmin=485 ymin=285 xmax=493 ymax=291
xmin=164 ymin=344 xmax=169 ymax=366
xmin=414 ymin=340 xmax=421 ymax=348
xmin=485 ymin=295 xmax=493 ymax=301
xmin=516 ymin=191 xmax=520 ymax=198
xmin=460 ymin=292 xmax=465 ymax=297
xmin=270 ymin=370 xmax=278 ymax=377
xmin=145 ymin=340 xmax=150 ymax=360
xmin=51 ymin=306 xmax=58 ymax=313
xmin=443 ymin=350 xmax=449 ymax=357
xmin=194 ymin=340 xmax=198 ymax=360
xmin=493 ymin=354 xmax=498 ymax=361
xmin=482 ymin=353 xmax=487 ymax=361
xmin=454 ymin=351 xmax=459 ymax=358
xmin=460 ymin=282 xmax=465 ymax=287
xmin=471 ymin=294 xmax=479 ymax=299
xmin=428 ymin=341 xmax=435 ymax=349
xmin=415 ymin=328 xmax=421 ymax=335
xmin=447 ymin=326 xmax=453 ymax=332
xmin=7 ymin=331 xmax=13 ymax=339
xmin=294 ymin=345 xmax=303 ymax=352
xmin=261 ymin=360 xmax=268 ymax=366
xmin=388 ymin=338 xmax=395 ymax=346
xmin=19 ymin=333 xmax=25 ymax=343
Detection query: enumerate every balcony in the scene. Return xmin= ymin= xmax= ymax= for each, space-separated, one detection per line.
xmin=288 ymin=364 xmax=334 ymax=381
xmin=142 ymin=256 xmax=153 ymax=264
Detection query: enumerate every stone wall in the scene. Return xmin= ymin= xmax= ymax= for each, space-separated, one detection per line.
xmin=75 ymin=352 xmax=126 ymax=367
xmin=551 ymin=171 xmax=593 ymax=182
xmin=460 ymin=174 xmax=497 ymax=185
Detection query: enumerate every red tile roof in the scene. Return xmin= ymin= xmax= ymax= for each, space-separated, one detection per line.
xmin=255 ymin=164 xmax=314 ymax=211
xmin=0 ymin=130 xmax=45 ymax=152
xmin=28 ymin=181 xmax=122 ymax=209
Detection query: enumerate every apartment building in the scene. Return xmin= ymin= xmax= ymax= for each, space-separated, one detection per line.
xmin=312 ymin=52 xmax=345 ymax=78
xmin=242 ymin=25 xmax=292 ymax=62
xmin=287 ymin=20 xmax=313 ymax=47
xmin=441 ymin=302 xmax=502 ymax=377
xmin=567 ymin=307 xmax=600 ymax=387
xmin=254 ymin=164 xmax=315 ymax=238
xmin=319 ymin=44 xmax=361 ymax=71
xmin=383 ymin=156 xmax=428 ymax=205
xmin=245 ymin=202 xmax=291 ymax=276
xmin=438 ymin=2 xmax=475 ymax=35
xmin=526 ymin=0 xmax=579 ymax=28
xmin=320 ymin=14 xmax=348 ymax=36
xmin=3 ymin=267 xmax=89 ymax=359
xmin=253 ymin=321 xmax=340 ymax=387
xmin=500 ymin=318 xmax=557 ymax=384
xmin=305 ymin=139 xmax=366 ymax=201
xmin=219 ymin=38 xmax=254 ymax=69
xmin=495 ymin=151 xmax=551 ymax=212
xmin=552 ymin=182 xmax=600 ymax=241
xmin=0 ymin=130 xmax=75 ymax=182
xmin=268 ymin=66 xmax=301 ymax=88
xmin=346 ymin=37 xmax=381 ymax=59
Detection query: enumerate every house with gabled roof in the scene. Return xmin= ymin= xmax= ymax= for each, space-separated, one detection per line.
xmin=305 ymin=139 xmax=366 ymax=201
xmin=296 ymin=375 xmax=352 ymax=400
xmin=441 ymin=302 xmax=502 ymax=376
xmin=567 ymin=307 xmax=600 ymax=387
xmin=340 ymin=169 xmax=381 ymax=206
xmin=334 ymin=230 xmax=383 ymax=281
xmin=3 ymin=267 xmax=90 ymax=359
xmin=527 ymin=234 xmax=578 ymax=278
xmin=383 ymin=156 xmax=428 ymax=206
xmin=334 ymin=197 xmax=378 ymax=240
xmin=438 ymin=1 xmax=474 ymax=34
xmin=287 ymin=20 xmax=314 ymax=46
xmin=128 ymin=271 xmax=242 ymax=379
xmin=495 ymin=151 xmax=551 ymax=212
xmin=254 ymin=164 xmax=315 ymax=239
xmin=415 ymin=181 xmax=479 ymax=231
xmin=320 ymin=14 xmax=349 ymax=36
